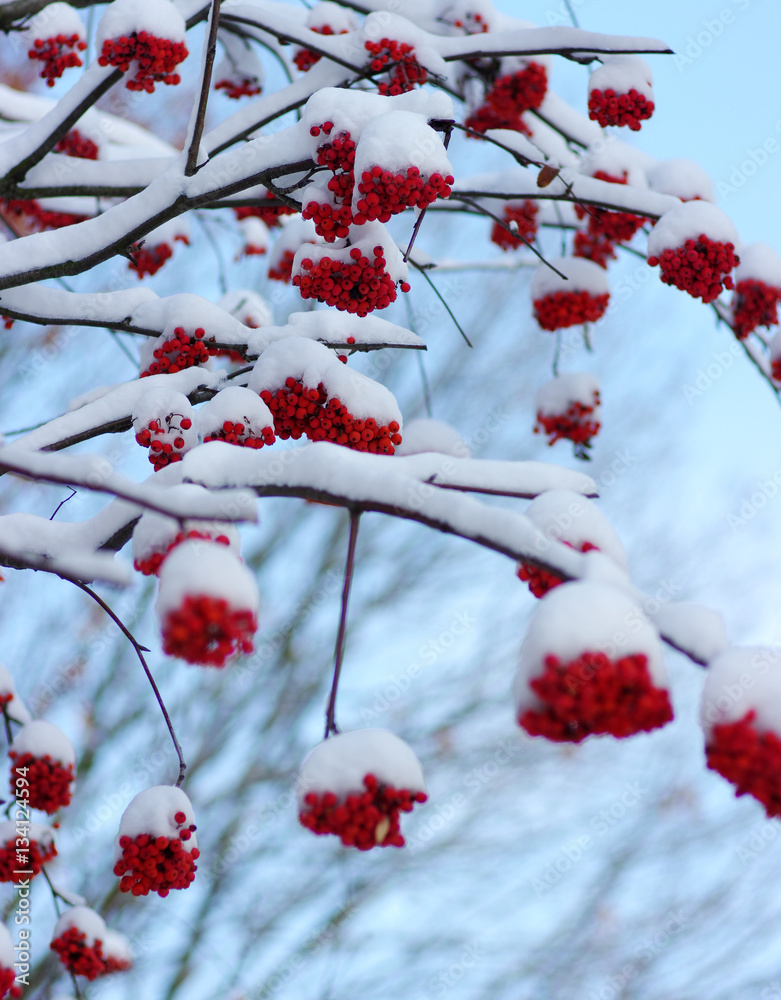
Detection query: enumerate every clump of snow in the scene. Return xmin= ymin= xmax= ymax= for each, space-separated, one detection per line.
xmin=651 ymin=601 xmax=727 ymax=664
xmin=249 ymin=337 xmax=402 ymax=426
xmin=647 ymin=158 xmax=715 ymax=204
xmin=353 ymin=110 xmax=453 ymax=183
xmin=215 ymin=30 xmax=264 ymax=90
xmin=11 ymin=719 xmax=75 ymax=766
xmin=535 ymin=372 xmax=600 ymax=416
xmin=0 ymin=818 xmax=55 ymax=848
xmin=700 ymin=646 xmax=781 ymax=735
xmin=515 ymin=581 xmax=668 ymax=713
xmin=132 ymin=484 xmax=241 ymax=564
xmin=156 ymin=539 xmax=259 ymax=619
xmin=197 ymin=386 xmax=274 ymax=438
xmin=580 ymin=138 xmax=649 ymax=188
xmin=0 ymin=924 xmax=13 ymax=968
xmin=238 ymin=216 xmax=270 ymax=255
xmin=735 ymin=243 xmax=781 ymax=287
xmin=0 ymin=664 xmax=31 ymax=725
xmin=23 ymin=2 xmax=85 ymax=43
xmin=114 ymin=785 xmax=196 ymax=856
xmin=52 ymin=906 xmax=105 ymax=946
xmin=297 ymin=729 xmax=425 ymax=802
xmin=306 ymin=1 xmax=357 ymax=33
xmin=219 ymin=289 xmax=273 ymax=329
xmin=589 ymin=55 xmax=653 ymax=101
xmin=395 ymin=418 xmax=470 ymax=458
xmin=97 ymin=0 xmax=186 ymax=46
xmin=647 ymin=201 xmax=740 ymax=257
xmin=530 ymin=257 xmax=609 ymax=299
xmin=523 ymin=489 xmax=627 ymax=570
xmin=102 ymin=928 xmax=132 ymax=965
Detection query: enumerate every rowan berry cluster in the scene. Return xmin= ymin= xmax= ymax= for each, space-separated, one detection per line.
xmin=134 ymin=530 xmax=231 ymax=577
xmin=139 ymin=328 xmax=210 ymax=378
xmin=588 ymin=87 xmax=654 ymax=130
xmin=294 ymin=24 xmax=348 ymax=72
xmin=732 ymin=278 xmax=781 ymax=339
xmin=50 ymin=927 xmax=107 ymax=981
xmin=574 ymin=171 xmax=647 ymax=267
xmin=55 ymin=129 xmax=99 ymax=160
xmin=233 ymin=197 xmax=296 ymax=229
xmin=215 ymin=77 xmax=261 ymax=99
xmin=303 ymin=125 xmax=356 ymax=241
xmin=129 ymin=242 xmax=173 ymax=278
xmin=114 ymin=814 xmax=199 ymax=896
xmin=259 ymin=377 xmax=402 ymax=453
xmin=466 ymin=62 xmax=547 ymax=135
xmin=706 ymin=709 xmax=781 ymax=818
xmin=517 ymin=541 xmax=598 ymax=598
xmin=203 ymin=419 xmax=276 ymax=449
xmin=269 ymin=248 xmax=295 ymax=282
xmin=9 ymin=751 xmax=73 ymax=813
xmin=28 ymin=33 xmax=86 ymax=86
xmin=519 ymin=651 xmax=673 ymax=742
xmin=134 ymin=411 xmax=194 ymax=471
xmin=299 ymin=772 xmax=427 ymax=849
xmin=0 ymin=967 xmax=20 ymax=998
xmin=1 ymin=198 xmax=87 ymax=232
xmin=161 ymin=595 xmax=257 ymax=666
xmin=491 ymin=201 xmax=539 ymax=251
xmin=0 ymin=834 xmax=56 ymax=883
xmin=98 ymin=32 xmax=188 ymax=92
xmin=535 ymin=398 xmax=601 ymax=450
xmin=293 ymin=245 xmax=409 ymax=315
xmin=533 ymin=289 xmax=609 ymax=330
xmin=365 ymin=38 xmax=428 ymax=95
xmin=353 ymin=166 xmax=454 ymax=225
xmin=647 ymin=235 xmax=739 ymax=304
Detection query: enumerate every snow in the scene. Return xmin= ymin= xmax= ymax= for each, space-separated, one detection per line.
xmin=238 ymin=216 xmax=270 ymax=254
xmin=97 ymin=0 xmax=186 ymax=46
xmin=352 ymin=111 xmax=453 ymax=185
xmin=734 ymin=243 xmax=781 ymax=287
xmin=515 ymin=581 xmax=668 ymax=713
xmin=216 ymin=29 xmax=264 ymax=88
xmin=103 ymin=928 xmax=133 ymax=963
xmin=581 ymin=139 xmax=649 ymax=189
xmin=23 ymin=2 xmax=85 ymax=42
xmin=305 ymin=1 xmax=357 ymax=33
xmin=302 ymin=88 xmax=454 ymax=145
xmin=530 ymin=257 xmax=609 ymax=299
xmin=132 ymin=484 xmax=241 ymax=563
xmin=651 ymin=601 xmax=727 ymax=664
xmin=248 ymin=337 xmax=403 ymax=425
xmin=647 ymin=201 xmax=741 ymax=256
xmin=52 ymin=906 xmax=105 ymax=946
xmin=0 ymin=665 xmax=31 ymax=725
xmin=197 ymin=386 xmax=274 ymax=436
xmin=522 ymin=489 xmax=627 ymax=570
xmin=297 ymin=729 xmax=425 ymax=801
xmin=0 ymin=924 xmax=12 ymax=968
xmin=156 ymin=539 xmax=260 ymax=617
xmin=11 ymin=719 xmax=75 ymax=766
xmin=701 ymin=646 xmax=781 ymax=736
xmin=588 ymin=55 xmax=654 ymax=100
xmin=0 ymin=818 xmax=55 ymax=848
xmin=131 ymin=388 xmax=199 ymax=446
xmin=219 ymin=289 xmax=273 ymax=329
xmin=647 ymin=158 xmax=716 ymax=204
xmin=395 ymin=419 xmax=470 ymax=458
xmin=132 ymin=293 xmax=251 ymax=347
xmin=535 ymin=373 xmax=600 ymax=416
xmin=115 ymin=786 xmax=197 ymax=856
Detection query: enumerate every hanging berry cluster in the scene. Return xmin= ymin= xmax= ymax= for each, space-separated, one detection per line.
xmin=269 ymin=248 xmax=296 ymax=282
xmin=198 ymin=386 xmax=277 ymax=450
xmin=28 ymin=32 xmax=87 ymax=86
xmin=732 ymin=279 xmax=781 ymax=339
xmin=50 ymin=928 xmax=106 ymax=981
xmin=139 ymin=328 xmax=211 ymax=378
xmin=574 ymin=171 xmax=648 ymax=268
xmin=114 ymin=817 xmax=199 ymax=896
xmin=133 ymin=403 xmax=196 ymax=470
xmin=55 ymin=129 xmax=99 ymax=160
xmin=159 ymin=586 xmax=257 ymax=666
xmin=533 ymin=289 xmax=609 ymax=331
xmin=9 ymin=750 xmax=73 ymax=814
xmin=535 ymin=395 xmax=601 ymax=453
xmin=0 ymin=823 xmax=57 ymax=883
xmin=588 ymin=87 xmax=654 ymax=130
xmin=519 ymin=651 xmax=673 ymax=742
xmin=233 ymin=195 xmax=296 ymax=229
xmin=0 ymin=967 xmax=20 ymax=999
xmin=294 ymin=23 xmax=349 ymax=72
xmin=98 ymin=32 xmax=189 ymax=92
xmin=300 ymin=773 xmax=427 ymax=849
xmin=293 ymin=244 xmax=408 ymax=315
xmin=303 ymin=122 xmax=356 ymax=241
xmin=365 ymin=38 xmax=428 ymax=95
xmin=491 ymin=201 xmax=539 ymax=251
xmin=353 ymin=165 xmax=454 ymax=225
xmin=134 ymin=529 xmax=232 ymax=577
xmin=705 ymin=709 xmax=781 ymax=818
xmin=215 ymin=76 xmax=260 ymax=99
xmin=466 ymin=62 xmax=548 ymax=136
xmin=647 ymin=235 xmax=739 ymax=304
xmin=517 ymin=541 xmax=598 ymax=598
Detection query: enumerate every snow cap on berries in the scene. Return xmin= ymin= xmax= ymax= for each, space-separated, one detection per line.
xmin=102 ymin=928 xmax=133 ymax=972
xmin=52 ymin=906 xmax=105 ymax=950
xmin=219 ymin=289 xmax=273 ymax=329
xmin=0 ymin=665 xmax=31 ymax=725
xmin=156 ymin=539 xmax=259 ymax=621
xmin=531 ymin=256 xmax=609 ymax=302
xmin=535 ymin=372 xmax=600 ymax=422
xmin=524 ymin=490 xmax=627 ymax=570
xmin=132 ymin=388 xmax=199 ymax=459
xmin=10 ymin=719 xmax=75 ymax=768
xmin=97 ymin=0 xmax=185 ymax=48
xmin=700 ymin=647 xmax=781 ymax=735
xmin=734 ymin=243 xmax=781 ymax=288
xmin=587 ymin=55 xmax=654 ymax=130
xmin=302 ymin=87 xmax=453 ymax=148
xmin=116 ymin=786 xmax=195 ymax=844
xmin=647 ymin=158 xmax=715 ymax=203
xmin=196 ymin=385 xmax=276 ymax=445
xmin=24 ymin=1 xmax=85 ymax=40
xmin=0 ymin=819 xmax=56 ymax=881
xmin=306 ymin=1 xmax=357 ymax=33
xmin=589 ymin=55 xmax=653 ymax=101
xmin=298 ymin=729 xmax=426 ymax=802
xmin=352 ymin=109 xmax=453 ymax=186
xmin=580 ymin=140 xmax=649 ymax=189
xmin=214 ymin=29 xmax=264 ymax=98
xmin=647 ymin=201 xmax=740 ymax=258
xmin=395 ymin=418 xmax=470 ymax=458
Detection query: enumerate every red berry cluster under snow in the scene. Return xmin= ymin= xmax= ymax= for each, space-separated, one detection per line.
xmin=0 ymin=968 xmax=20 ymax=999
xmin=491 ymin=201 xmax=539 ymax=251
xmin=269 ymin=249 xmax=296 ymax=282
xmin=50 ymin=926 xmax=107 ymax=981
xmin=133 ymin=391 xmax=197 ymax=471
xmin=533 ymin=290 xmax=609 ymax=331
xmin=199 ymin=386 xmax=277 ymax=449
xmin=574 ymin=171 xmax=648 ymax=267
xmin=55 ymin=129 xmax=99 ymax=160
xmin=115 ymin=814 xmax=198 ymax=896
xmin=140 ymin=327 xmax=211 ymax=377
xmin=162 ymin=593 xmax=257 ymax=666
xmin=98 ymin=32 xmax=188 ymax=92
xmin=732 ymin=279 xmax=781 ymax=339
xmin=647 ymin=235 xmax=739 ymax=304
xmin=294 ymin=244 xmax=409 ymax=315
xmin=215 ymin=76 xmax=261 ymax=99
xmin=134 ymin=530 xmax=231 ymax=577
xmin=466 ymin=62 xmax=548 ymax=136
xmin=353 ymin=165 xmax=453 ymax=225
xmin=203 ymin=419 xmax=276 ymax=449
xmin=10 ymin=752 xmax=73 ymax=814
xmin=233 ymin=196 xmax=296 ymax=230
xmin=0 ymin=827 xmax=56 ymax=883
xmin=28 ymin=33 xmax=87 ymax=86
xmin=588 ymin=87 xmax=654 ymax=131
xmin=300 ymin=772 xmax=427 ymax=850
xmin=517 ymin=541 xmax=598 ymax=598
xmin=295 ymin=23 xmax=349 ymax=72
xmin=365 ymin=38 xmax=428 ymax=95
xmin=1 ymin=198 xmax=87 ymax=233
xmin=706 ymin=709 xmax=781 ymax=818
xmin=519 ymin=651 xmax=673 ymax=742
xmin=303 ymin=123 xmax=356 ymax=241
xmin=535 ymin=397 xmax=601 ymax=451
xmin=259 ymin=378 xmax=402 ymax=454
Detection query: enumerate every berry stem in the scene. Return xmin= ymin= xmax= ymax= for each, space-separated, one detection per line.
xmin=409 ymin=261 xmax=473 ymax=347
xmin=72 ymin=582 xmax=187 ymax=787
xmin=324 ymin=509 xmax=361 ymax=739
xmin=186 ymin=0 xmax=222 ymax=177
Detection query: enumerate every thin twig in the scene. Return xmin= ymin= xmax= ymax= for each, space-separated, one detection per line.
xmin=72 ymin=582 xmax=187 ymax=787
xmin=409 ymin=261 xmax=473 ymax=347
xmin=186 ymin=0 xmax=222 ymax=177
xmin=49 ymin=488 xmax=77 ymax=520
xmin=324 ymin=510 xmax=360 ymax=738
